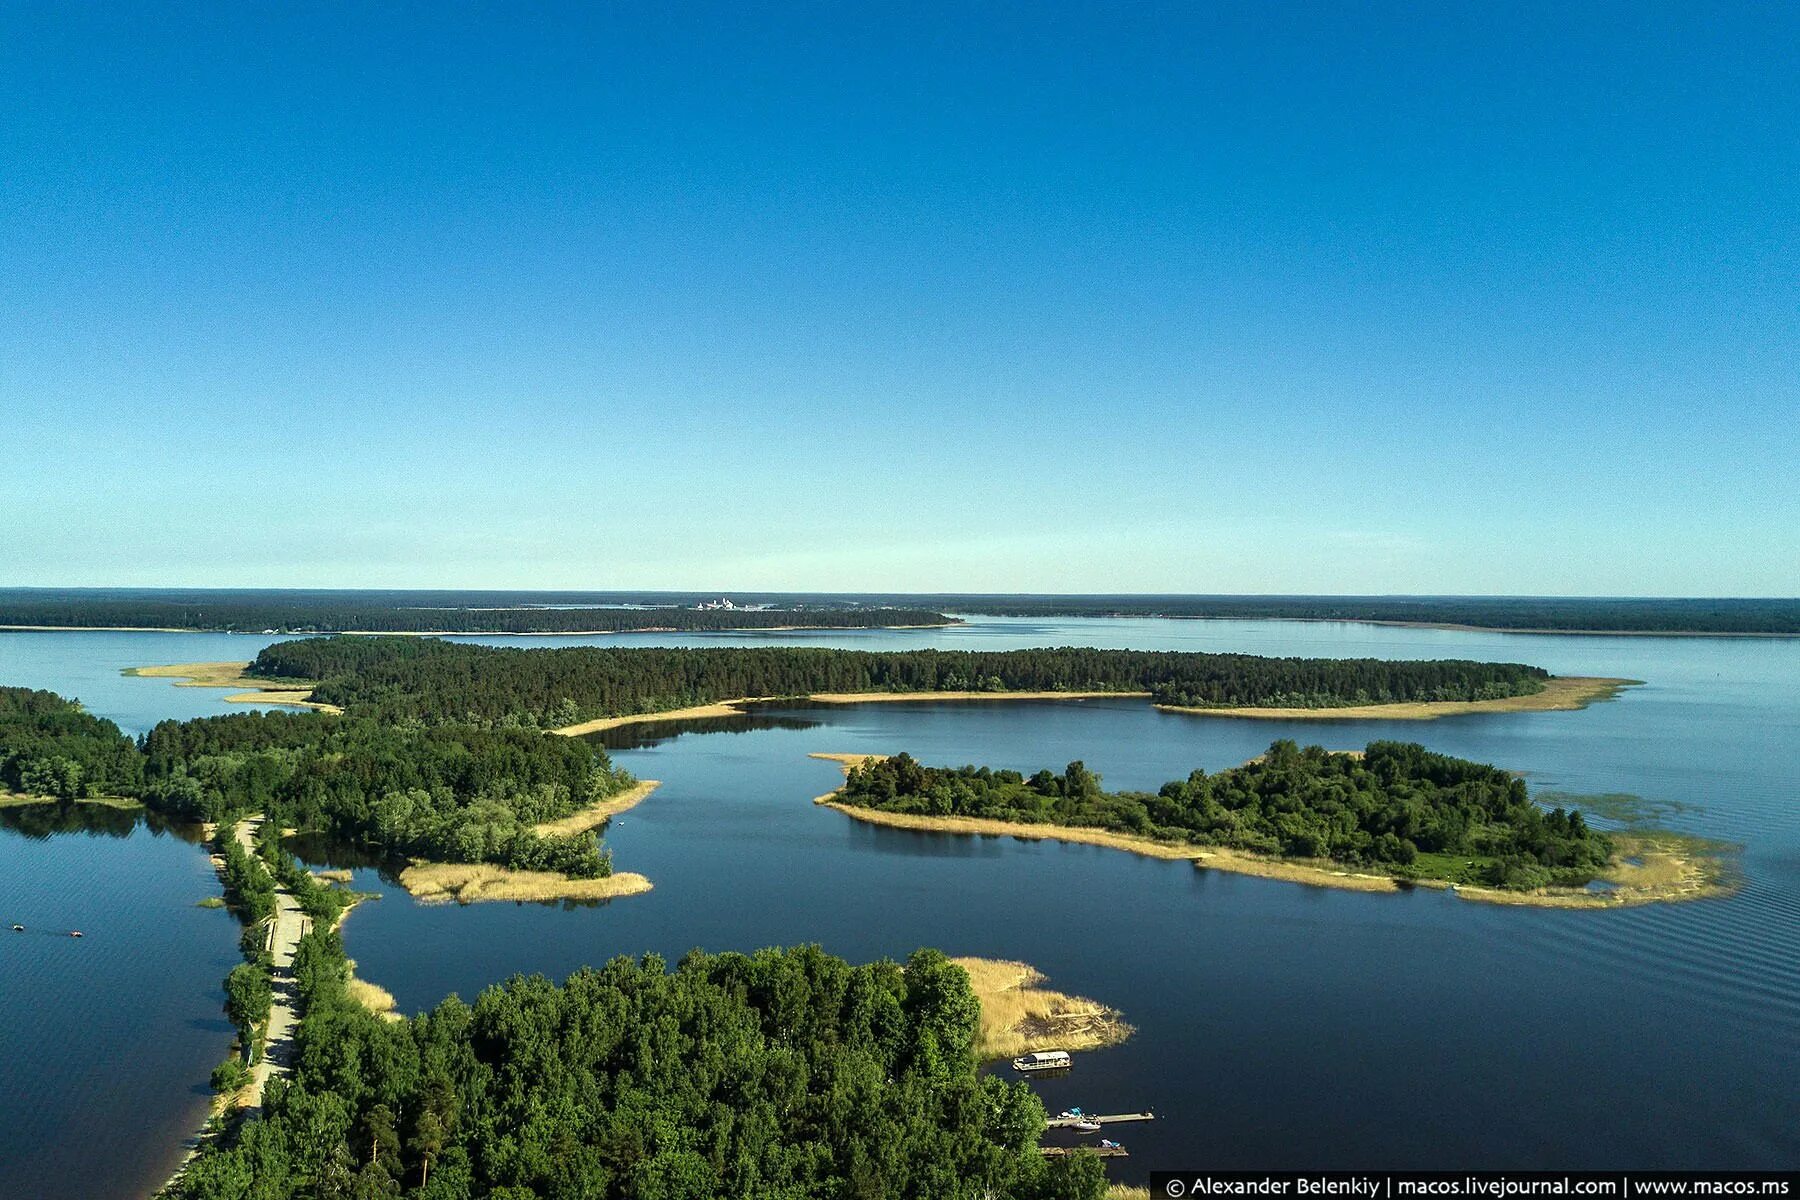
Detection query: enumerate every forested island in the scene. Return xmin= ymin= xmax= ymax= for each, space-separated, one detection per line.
xmin=1 ymin=687 xmax=641 ymax=899
xmin=0 ymin=588 xmax=949 ymax=634
xmin=165 ymin=934 xmax=1110 ymax=1200
xmin=247 ymin=636 xmax=1567 ymax=726
xmin=820 ymin=743 xmax=1725 ymax=904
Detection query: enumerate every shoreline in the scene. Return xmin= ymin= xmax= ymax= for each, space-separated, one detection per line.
xmin=952 ymin=956 xmax=1132 ymax=1061
xmin=531 ymin=779 xmax=660 ymax=836
xmin=1163 ymin=615 xmax=1800 ymax=640
xmin=806 ymin=754 xmax=1726 ymax=908
xmin=555 ymin=679 xmax=1623 ymax=737
xmin=122 ymin=662 xmax=342 ymax=713
xmin=11 ymin=620 xmax=956 ymax=637
xmin=553 ymin=691 xmax=1146 ymax=736
xmin=1155 ymin=675 xmax=1636 ymax=721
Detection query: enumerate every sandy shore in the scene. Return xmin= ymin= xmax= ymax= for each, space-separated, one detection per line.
xmin=807 ymin=753 xmax=1722 ymax=907
xmin=397 ymin=861 xmax=653 ymax=905
xmin=953 ymin=956 xmax=1132 ymax=1060
xmin=124 ymin=661 xmax=342 ymax=713
xmin=553 ymin=690 xmax=1147 ymax=736
xmin=1156 ymin=675 xmax=1636 ymax=721
xmin=531 ymin=780 xmax=660 ymax=836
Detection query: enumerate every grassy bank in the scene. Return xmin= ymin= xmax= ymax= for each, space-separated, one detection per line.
xmin=396 ymin=861 xmax=654 ymax=904
xmin=531 ymin=779 xmax=660 ymax=836
xmin=953 ymin=956 xmax=1133 ymax=1060
xmin=1157 ymin=675 xmax=1636 ymax=721
xmin=809 ymin=754 xmax=1727 ymax=907
xmin=124 ymin=662 xmax=341 ymax=713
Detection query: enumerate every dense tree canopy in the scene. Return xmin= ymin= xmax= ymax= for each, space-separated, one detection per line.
xmin=838 ymin=740 xmax=1615 ymax=890
xmin=252 ymin=637 xmax=1551 ymax=726
xmin=138 ymin=710 xmax=635 ymax=877
xmin=166 ymin=940 xmax=1106 ymax=1200
xmin=0 ymin=686 xmax=143 ymax=799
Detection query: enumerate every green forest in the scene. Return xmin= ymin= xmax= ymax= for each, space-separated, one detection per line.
xmin=252 ymin=636 xmax=1551 ymax=725
xmin=0 ymin=690 xmax=633 ymax=878
xmin=166 ymin=933 xmax=1108 ymax=1200
xmin=837 ymin=740 xmax=1615 ymax=890
xmin=0 ymin=686 xmax=144 ymax=798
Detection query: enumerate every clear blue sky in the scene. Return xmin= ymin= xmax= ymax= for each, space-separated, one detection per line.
xmin=3 ymin=2 xmax=1795 ymax=594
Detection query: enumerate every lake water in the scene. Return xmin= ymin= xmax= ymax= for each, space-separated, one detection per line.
xmin=3 ymin=618 xmax=1797 ymax=1196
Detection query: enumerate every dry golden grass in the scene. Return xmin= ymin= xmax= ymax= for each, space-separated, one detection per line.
xmin=398 ymin=862 xmax=654 ymax=905
xmin=951 ymin=957 xmax=1133 ymax=1061
xmin=808 ymin=689 xmax=1148 ymax=705
xmin=311 ymin=868 xmax=354 ymax=884
xmin=554 ymin=702 xmax=762 ymax=736
xmin=1107 ymin=1188 xmax=1152 ymax=1200
xmin=1454 ymin=833 xmax=1735 ymax=909
xmin=532 ymin=780 xmax=660 ymax=836
xmin=346 ymin=973 xmax=399 ymax=1019
xmin=126 ymin=661 xmax=342 ymax=713
xmin=1157 ymin=676 xmax=1635 ymax=722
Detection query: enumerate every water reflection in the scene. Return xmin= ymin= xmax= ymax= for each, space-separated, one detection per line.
xmin=583 ymin=710 xmax=818 ymax=750
xmin=0 ymin=801 xmax=202 ymax=843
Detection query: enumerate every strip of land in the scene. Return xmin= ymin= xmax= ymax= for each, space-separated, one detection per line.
xmin=397 ymin=861 xmax=653 ymax=905
xmin=1156 ymin=675 xmax=1635 ymax=721
xmin=124 ymin=661 xmax=342 ymax=713
xmin=0 ymin=790 xmax=141 ymax=809
xmin=807 ymin=754 xmax=1727 ymax=907
xmin=531 ymin=779 xmax=660 ymax=836
xmin=952 ymin=955 xmax=1133 ymax=1060
xmin=554 ymin=691 xmax=1140 ymax=735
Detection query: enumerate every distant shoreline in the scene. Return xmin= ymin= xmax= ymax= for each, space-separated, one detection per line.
xmin=1155 ymin=615 xmax=1800 ymax=640
xmin=2 ymin=621 xmax=958 ymax=636
xmin=806 ymin=753 xmax=1728 ymax=908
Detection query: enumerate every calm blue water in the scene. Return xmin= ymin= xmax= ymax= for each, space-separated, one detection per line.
xmin=2 ymin=619 xmax=1797 ymax=1196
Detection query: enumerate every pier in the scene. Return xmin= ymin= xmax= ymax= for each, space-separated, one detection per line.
xmin=1040 ymin=1145 xmax=1128 ymax=1158
xmin=1043 ymin=1110 xmax=1154 ymax=1129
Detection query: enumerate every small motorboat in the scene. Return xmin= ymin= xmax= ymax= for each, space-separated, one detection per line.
xmin=1072 ymin=1119 xmax=1102 ymax=1133
xmin=9 ymin=924 xmax=22 ymax=933
xmin=68 ymin=930 xmax=83 ymax=938
xmin=1099 ymin=1139 xmax=1122 ymax=1151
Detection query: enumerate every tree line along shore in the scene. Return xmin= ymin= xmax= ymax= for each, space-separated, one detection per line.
xmin=0 ymin=591 xmax=951 ymax=635
xmin=245 ymin=635 xmax=1576 ymax=727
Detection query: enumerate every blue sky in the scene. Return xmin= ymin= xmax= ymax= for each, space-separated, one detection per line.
xmin=2 ymin=2 xmax=1795 ymax=594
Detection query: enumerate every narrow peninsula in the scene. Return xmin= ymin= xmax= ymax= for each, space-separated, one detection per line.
xmin=811 ymin=744 xmax=1730 ymax=907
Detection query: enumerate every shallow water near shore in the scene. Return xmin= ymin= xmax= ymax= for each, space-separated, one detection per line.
xmin=2 ymin=618 xmax=1798 ymax=1195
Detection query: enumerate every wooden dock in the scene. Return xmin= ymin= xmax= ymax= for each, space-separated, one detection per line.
xmin=1041 ymin=1146 xmax=1128 ymax=1158
xmin=1044 ymin=1110 xmax=1154 ymax=1129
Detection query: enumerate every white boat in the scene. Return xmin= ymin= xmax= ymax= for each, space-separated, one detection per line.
xmin=1072 ymin=1119 xmax=1102 ymax=1133
xmin=1011 ymin=1050 xmax=1072 ymax=1073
